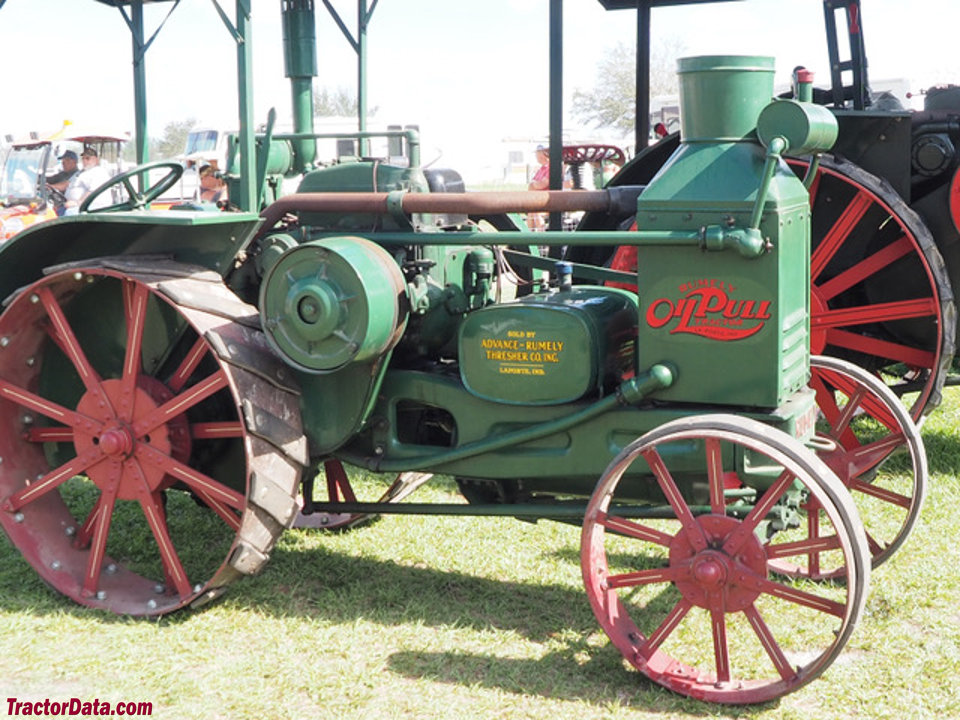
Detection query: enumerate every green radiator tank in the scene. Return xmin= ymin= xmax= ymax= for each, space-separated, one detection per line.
xmin=635 ymin=55 xmax=819 ymax=408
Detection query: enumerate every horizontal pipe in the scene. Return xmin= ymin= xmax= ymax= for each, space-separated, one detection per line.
xmin=257 ymin=189 xmax=613 ymax=240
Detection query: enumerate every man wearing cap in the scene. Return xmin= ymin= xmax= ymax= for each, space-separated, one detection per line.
xmin=63 ymin=147 xmax=112 ymax=214
xmin=46 ymin=150 xmax=80 ymax=193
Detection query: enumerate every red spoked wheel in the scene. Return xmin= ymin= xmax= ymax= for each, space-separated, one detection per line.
xmin=581 ymin=414 xmax=869 ymax=704
xmin=788 ymin=156 xmax=955 ymax=421
xmin=0 ymin=260 xmax=305 ymax=615
xmin=295 ymin=459 xmax=432 ymax=531
xmin=769 ymin=355 xmax=926 ymax=580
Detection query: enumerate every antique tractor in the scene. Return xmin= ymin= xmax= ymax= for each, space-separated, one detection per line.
xmin=0 ymin=56 xmax=926 ymax=704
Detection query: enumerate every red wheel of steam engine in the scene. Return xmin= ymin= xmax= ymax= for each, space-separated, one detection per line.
xmin=0 ymin=260 xmax=305 ymax=615
xmin=581 ymin=414 xmax=869 ymax=704
xmin=788 ymin=156 xmax=955 ymax=421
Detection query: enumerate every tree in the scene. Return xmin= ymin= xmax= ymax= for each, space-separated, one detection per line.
xmin=313 ymin=85 xmax=378 ymax=117
xmin=151 ymin=118 xmax=198 ymax=160
xmin=572 ymin=38 xmax=685 ymax=135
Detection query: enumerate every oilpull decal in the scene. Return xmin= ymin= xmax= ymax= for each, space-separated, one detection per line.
xmin=645 ymin=279 xmax=772 ymax=341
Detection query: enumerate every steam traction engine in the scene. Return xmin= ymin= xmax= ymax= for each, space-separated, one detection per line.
xmin=0 ymin=57 xmax=926 ymax=704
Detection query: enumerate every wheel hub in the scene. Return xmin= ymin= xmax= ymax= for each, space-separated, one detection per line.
xmin=73 ymin=377 xmax=190 ymax=501
xmin=671 ymin=514 xmax=767 ymax=612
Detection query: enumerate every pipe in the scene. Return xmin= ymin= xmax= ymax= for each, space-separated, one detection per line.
xmin=257 ymin=189 xmax=615 ymax=238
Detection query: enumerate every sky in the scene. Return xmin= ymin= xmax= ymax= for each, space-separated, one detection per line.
xmin=1 ymin=0 xmax=958 ymax=179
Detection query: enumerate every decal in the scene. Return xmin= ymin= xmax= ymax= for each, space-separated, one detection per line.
xmin=478 ymin=330 xmax=565 ymax=376
xmin=645 ymin=278 xmax=772 ymax=341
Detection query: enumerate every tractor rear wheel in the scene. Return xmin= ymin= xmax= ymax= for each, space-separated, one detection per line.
xmin=0 ymin=258 xmax=306 ymax=615
xmin=788 ymin=155 xmax=955 ymax=421
xmin=581 ymin=414 xmax=869 ymax=704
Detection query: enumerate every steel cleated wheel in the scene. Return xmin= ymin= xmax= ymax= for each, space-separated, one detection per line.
xmin=771 ymin=354 xmax=927 ymax=579
xmin=788 ymin=155 xmax=956 ymax=421
xmin=581 ymin=414 xmax=869 ymax=704
xmin=0 ymin=257 xmax=306 ymax=615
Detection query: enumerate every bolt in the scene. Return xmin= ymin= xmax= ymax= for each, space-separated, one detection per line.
xmin=65 ymin=525 xmax=76 ymax=537
xmin=96 ymin=591 xmax=106 ymax=600
xmin=29 ymin=294 xmax=39 ymax=304
xmin=73 ymin=272 xmax=83 ymax=281
xmin=0 ymin=337 xmax=8 ymax=348
xmin=51 ymin=560 xmax=61 ymax=570
xmin=25 ymin=357 xmax=34 ymax=367
xmin=22 ymin=415 xmax=33 ymax=425
xmin=153 ymin=584 xmax=165 ymax=595
xmin=106 ymin=563 xmax=118 ymax=575
xmin=13 ymin=512 xmax=24 ymax=523
xmin=147 ymin=599 xmax=157 ymax=610
xmin=193 ymin=584 xmax=203 ymax=593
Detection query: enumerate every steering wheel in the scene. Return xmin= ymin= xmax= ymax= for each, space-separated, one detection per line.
xmin=79 ymin=161 xmax=184 ymax=213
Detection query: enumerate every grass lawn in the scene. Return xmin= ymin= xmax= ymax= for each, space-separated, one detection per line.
xmin=3 ymin=389 xmax=960 ymax=719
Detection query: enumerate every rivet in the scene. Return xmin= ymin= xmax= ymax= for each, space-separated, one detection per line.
xmin=22 ymin=415 xmax=33 ymax=425
xmin=51 ymin=560 xmax=61 ymax=570
xmin=0 ymin=337 xmax=9 ymax=347
xmin=147 ymin=599 xmax=157 ymax=610
xmin=154 ymin=584 xmax=165 ymax=594
xmin=29 ymin=294 xmax=39 ymax=304
xmin=13 ymin=512 xmax=24 ymax=523
xmin=193 ymin=584 xmax=203 ymax=593
xmin=25 ymin=357 xmax=34 ymax=367
xmin=65 ymin=525 xmax=76 ymax=536
xmin=73 ymin=272 xmax=83 ymax=281
xmin=106 ymin=563 xmax=118 ymax=575
xmin=96 ymin=590 xmax=107 ymax=600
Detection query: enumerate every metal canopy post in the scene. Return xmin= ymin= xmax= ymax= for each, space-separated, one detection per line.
xmin=548 ymin=0 xmax=563 ymax=231
xmin=597 ymin=0 xmax=741 ymax=150
xmin=321 ymin=0 xmax=380 ymax=156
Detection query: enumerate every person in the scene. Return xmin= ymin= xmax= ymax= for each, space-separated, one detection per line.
xmin=46 ymin=150 xmax=79 ymax=193
xmin=63 ymin=147 xmax=112 ymax=214
xmin=198 ymin=163 xmax=227 ymax=204
xmin=528 ymin=145 xmax=550 ymax=191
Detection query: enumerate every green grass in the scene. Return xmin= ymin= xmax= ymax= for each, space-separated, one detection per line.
xmin=4 ymin=390 xmax=960 ymax=719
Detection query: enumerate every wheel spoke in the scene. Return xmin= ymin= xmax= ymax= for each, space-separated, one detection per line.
xmin=118 ymin=280 xmax=149 ymax=421
xmin=814 ymin=298 xmax=937 ymax=329
xmin=850 ymin=476 xmax=912 ymax=509
xmin=0 ymin=378 xmax=102 ymax=433
xmin=135 ymin=442 xmax=244 ymax=510
xmin=750 ymin=570 xmax=846 ymax=617
xmin=325 ymin=459 xmax=358 ymax=502
xmin=710 ymin=607 xmax=731 ymax=684
xmin=36 ymin=286 xmax=109 ymax=403
xmin=706 ymin=437 xmax=726 ymax=515
xmin=136 ymin=485 xmax=192 ymax=599
xmin=722 ymin=470 xmax=794 ymax=556
xmin=167 ymin=336 xmax=209 ymax=393
xmin=825 ymin=328 xmax=935 ymax=368
xmin=744 ymin=604 xmax=797 ymax=682
xmin=645 ymin=597 xmax=693 ymax=653
xmin=642 ymin=447 xmax=706 ymax=551
xmin=189 ymin=487 xmax=242 ymax=532
xmin=815 ymin=234 xmax=914 ymax=302
xmin=597 ymin=512 xmax=674 ymax=547
xmin=189 ymin=421 xmax=245 ymax=440
xmin=2 ymin=446 xmax=104 ymax=512
xmin=764 ymin=534 xmax=842 ymax=560
xmin=25 ymin=425 xmax=74 ymax=443
xmin=810 ymin=189 xmax=873 ymax=281
xmin=82 ymin=466 xmax=120 ymax=597
xmin=132 ymin=369 xmax=229 ymax=437
xmin=845 ymin=433 xmax=906 ymax=477
xmin=606 ymin=565 xmax=683 ymax=590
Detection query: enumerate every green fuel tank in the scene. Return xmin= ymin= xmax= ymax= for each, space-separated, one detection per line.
xmin=635 ymin=55 xmax=836 ymax=408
